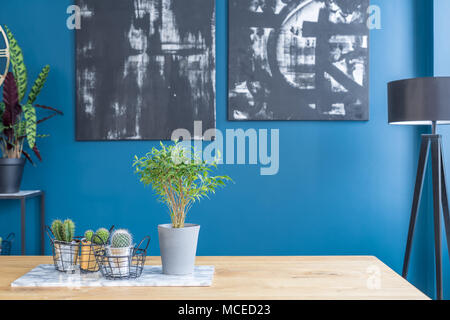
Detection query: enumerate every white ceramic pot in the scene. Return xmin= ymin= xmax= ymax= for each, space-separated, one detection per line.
xmin=106 ymin=246 xmax=133 ymax=277
xmin=54 ymin=242 xmax=79 ymax=272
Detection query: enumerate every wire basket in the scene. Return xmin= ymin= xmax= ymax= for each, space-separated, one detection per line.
xmin=94 ymin=236 xmax=150 ymax=280
xmin=0 ymin=233 xmax=14 ymax=255
xmin=79 ymin=226 xmax=114 ymax=273
xmin=46 ymin=226 xmax=81 ymax=273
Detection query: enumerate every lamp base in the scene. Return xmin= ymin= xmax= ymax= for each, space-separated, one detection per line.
xmin=403 ymin=134 xmax=450 ymax=300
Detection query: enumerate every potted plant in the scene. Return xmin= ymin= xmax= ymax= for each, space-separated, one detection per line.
xmin=106 ymin=229 xmax=133 ymax=277
xmin=50 ymin=219 xmax=78 ymax=272
xmin=80 ymin=228 xmax=110 ymax=272
xmin=133 ymin=142 xmax=231 ymax=275
xmin=0 ymin=26 xmax=63 ymax=193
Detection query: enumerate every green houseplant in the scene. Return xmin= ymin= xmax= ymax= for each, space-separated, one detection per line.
xmin=133 ymin=141 xmax=231 ymax=275
xmin=0 ymin=26 xmax=63 ymax=193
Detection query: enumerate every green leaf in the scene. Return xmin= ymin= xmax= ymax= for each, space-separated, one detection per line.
xmin=23 ymin=104 xmax=36 ymax=148
xmin=4 ymin=26 xmax=27 ymax=102
xmin=0 ymin=102 xmax=4 ymax=120
xmin=27 ymin=65 xmax=49 ymax=105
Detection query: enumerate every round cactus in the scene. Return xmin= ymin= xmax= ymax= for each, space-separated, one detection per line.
xmin=93 ymin=228 xmax=110 ymax=245
xmin=111 ymin=229 xmax=132 ymax=248
xmin=84 ymin=230 xmax=94 ymax=242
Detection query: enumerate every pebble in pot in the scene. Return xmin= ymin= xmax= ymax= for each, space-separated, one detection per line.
xmin=107 ymin=229 xmax=133 ymax=277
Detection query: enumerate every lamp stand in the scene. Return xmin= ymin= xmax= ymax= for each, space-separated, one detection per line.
xmin=402 ymin=133 xmax=450 ymax=300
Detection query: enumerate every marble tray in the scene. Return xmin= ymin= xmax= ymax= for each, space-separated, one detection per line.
xmin=11 ymin=264 xmax=215 ymax=287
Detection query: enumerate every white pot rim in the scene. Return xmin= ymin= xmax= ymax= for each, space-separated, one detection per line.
xmin=158 ymin=223 xmax=200 ymax=230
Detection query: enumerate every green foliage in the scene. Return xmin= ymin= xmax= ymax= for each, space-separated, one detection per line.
xmin=133 ymin=141 xmax=232 ymax=228
xmin=0 ymin=237 xmax=2 ymax=246
xmin=51 ymin=219 xmax=75 ymax=242
xmin=27 ymin=65 xmax=49 ymax=105
xmin=111 ymin=229 xmax=132 ymax=248
xmin=0 ymin=26 xmax=62 ymax=162
xmin=84 ymin=230 xmax=94 ymax=242
xmin=23 ymin=103 xmax=36 ymax=148
xmin=4 ymin=26 xmax=27 ymax=101
xmin=93 ymin=228 xmax=110 ymax=245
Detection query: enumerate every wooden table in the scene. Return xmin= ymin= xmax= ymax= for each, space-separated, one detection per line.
xmin=0 ymin=256 xmax=429 ymax=300
xmin=0 ymin=191 xmax=45 ymax=255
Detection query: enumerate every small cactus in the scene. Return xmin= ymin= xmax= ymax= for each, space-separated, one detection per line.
xmin=51 ymin=219 xmax=64 ymax=241
xmin=93 ymin=228 xmax=110 ymax=245
xmin=51 ymin=219 xmax=75 ymax=242
xmin=111 ymin=229 xmax=132 ymax=248
xmin=84 ymin=230 xmax=94 ymax=242
xmin=63 ymin=219 xmax=75 ymax=242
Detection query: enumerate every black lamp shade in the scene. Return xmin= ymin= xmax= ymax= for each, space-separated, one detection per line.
xmin=388 ymin=77 xmax=450 ymax=125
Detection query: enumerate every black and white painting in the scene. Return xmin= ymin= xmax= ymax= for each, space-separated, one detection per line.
xmin=76 ymin=0 xmax=216 ymax=140
xmin=228 ymin=0 xmax=369 ymax=121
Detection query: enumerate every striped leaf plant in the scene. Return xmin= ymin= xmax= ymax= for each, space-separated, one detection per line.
xmin=0 ymin=26 xmax=62 ymax=163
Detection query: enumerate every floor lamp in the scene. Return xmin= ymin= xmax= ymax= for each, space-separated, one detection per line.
xmin=388 ymin=77 xmax=450 ymax=300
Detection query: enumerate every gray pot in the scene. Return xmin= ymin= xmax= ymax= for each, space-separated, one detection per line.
xmin=158 ymin=224 xmax=200 ymax=275
xmin=0 ymin=158 xmax=25 ymax=194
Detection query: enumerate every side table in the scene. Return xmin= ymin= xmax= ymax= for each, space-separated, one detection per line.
xmin=0 ymin=191 xmax=45 ymax=255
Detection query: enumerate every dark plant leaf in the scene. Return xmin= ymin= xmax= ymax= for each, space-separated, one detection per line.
xmin=2 ymin=72 xmax=21 ymax=128
xmin=32 ymin=145 xmax=42 ymax=161
xmin=22 ymin=149 xmax=34 ymax=165
xmin=35 ymin=104 xmax=63 ymax=115
xmin=37 ymin=113 xmax=58 ymax=124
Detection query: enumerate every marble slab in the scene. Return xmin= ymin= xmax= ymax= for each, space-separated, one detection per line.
xmin=11 ymin=264 xmax=215 ymax=287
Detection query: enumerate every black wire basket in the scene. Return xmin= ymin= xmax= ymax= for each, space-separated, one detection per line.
xmin=46 ymin=226 xmax=81 ymax=273
xmin=0 ymin=233 xmax=14 ymax=255
xmin=94 ymin=236 xmax=150 ymax=280
xmin=79 ymin=226 xmax=114 ymax=274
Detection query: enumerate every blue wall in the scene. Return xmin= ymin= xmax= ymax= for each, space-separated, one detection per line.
xmin=0 ymin=0 xmax=442 ymax=298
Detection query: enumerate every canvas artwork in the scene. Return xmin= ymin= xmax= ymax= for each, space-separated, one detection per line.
xmin=228 ymin=0 xmax=370 ymax=121
xmin=76 ymin=0 xmax=216 ymax=140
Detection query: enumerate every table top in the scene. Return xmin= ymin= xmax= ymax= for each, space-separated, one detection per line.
xmin=0 ymin=256 xmax=429 ymax=300
xmin=0 ymin=190 xmax=43 ymax=199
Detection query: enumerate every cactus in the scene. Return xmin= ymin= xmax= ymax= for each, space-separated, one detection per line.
xmin=51 ymin=219 xmax=64 ymax=241
xmin=84 ymin=230 xmax=94 ymax=242
xmin=0 ymin=237 xmax=2 ymax=246
xmin=51 ymin=219 xmax=75 ymax=242
xmin=111 ymin=229 xmax=132 ymax=248
xmin=93 ymin=228 xmax=110 ymax=245
xmin=63 ymin=219 xmax=75 ymax=242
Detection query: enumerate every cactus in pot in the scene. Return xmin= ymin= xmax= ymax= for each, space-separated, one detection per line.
xmin=107 ymin=229 xmax=133 ymax=277
xmin=93 ymin=228 xmax=110 ymax=245
xmin=50 ymin=219 xmax=78 ymax=272
xmin=80 ymin=229 xmax=96 ymax=272
xmin=84 ymin=230 xmax=94 ymax=242
xmin=80 ymin=228 xmax=111 ymax=272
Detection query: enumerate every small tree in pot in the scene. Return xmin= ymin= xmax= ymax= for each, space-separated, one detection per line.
xmin=133 ymin=142 xmax=231 ymax=275
xmin=0 ymin=26 xmax=63 ymax=193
